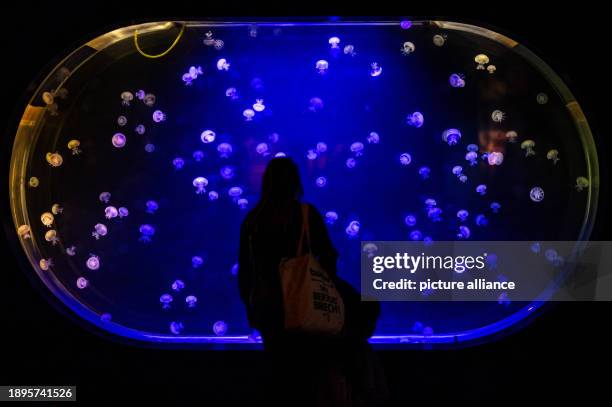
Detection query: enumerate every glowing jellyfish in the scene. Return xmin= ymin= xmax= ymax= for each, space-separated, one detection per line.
xmin=457 ymin=210 xmax=469 ymax=222
xmin=237 ymin=198 xmax=249 ymax=209
xmin=418 ymin=166 xmax=431 ymax=180
xmin=457 ymin=226 xmax=471 ymax=239
xmin=42 ymin=91 xmax=54 ymax=105
xmin=28 ymin=177 xmax=39 ymax=188
xmin=306 ymin=149 xmax=318 ymax=160
xmin=185 ymin=295 xmax=198 ymax=308
xmin=99 ymin=192 xmax=111 ymax=203
xmin=117 ymin=115 xmax=127 ymax=126
xmin=17 ymin=225 xmax=31 ymax=240
xmin=66 ymin=246 xmax=76 ymax=256
xmin=486 ymin=64 xmax=497 ymax=74
xmin=491 ymin=110 xmax=506 ymax=123
xmin=521 ymin=140 xmax=536 ymax=157
xmin=44 ymin=230 xmax=59 ymax=245
xmin=459 ymin=175 xmax=468 ymax=183
xmin=253 ymin=99 xmax=266 ymax=112
xmin=160 ymin=294 xmax=173 ymax=309
xmin=92 ymin=223 xmax=107 ymax=240
xmin=546 ymin=149 xmax=560 ymax=164
xmin=132 ymin=124 xmax=145 ymax=136
xmin=86 ymin=255 xmax=100 ymax=271
xmin=200 ymin=130 xmax=216 ymax=144
xmin=530 ymin=186 xmax=545 ymax=202
xmin=220 ymin=166 xmax=235 ymax=180
xmin=400 ymin=20 xmax=412 ymax=29
xmin=362 ymin=243 xmax=378 ymax=258
xmin=427 ymin=207 xmax=443 ymax=222
xmin=401 ymin=41 xmax=415 ymax=55
xmin=192 ymin=177 xmax=209 ymax=194
xmin=139 ymin=224 xmax=155 ymax=242
xmin=399 ymin=153 xmax=412 ymax=166
xmin=328 ymin=36 xmax=340 ymax=48
xmin=268 ymin=133 xmax=280 ymax=143
xmin=76 ymin=277 xmax=88 ymax=289
xmin=308 ymin=97 xmax=324 ymax=112
xmin=170 ymin=322 xmax=184 ymax=335
xmin=449 ymin=73 xmax=465 ymax=88
xmin=152 ymin=110 xmax=166 ymax=123
xmin=208 ymin=191 xmax=219 ymax=201
xmin=406 ymin=112 xmax=424 ymax=128
xmin=315 ymin=60 xmax=329 ymax=74
xmin=67 ymin=139 xmax=81 ymax=155
xmin=255 ymin=143 xmax=269 ymax=155
xmin=105 ymin=206 xmax=118 ymax=219
xmin=172 ymin=157 xmax=185 ymax=170
xmin=50 ymin=203 xmax=63 ymax=215
xmin=490 ymin=202 xmax=501 ymax=213
xmin=39 ymin=258 xmax=53 ymax=271
xmin=370 ymin=62 xmax=383 ymax=77
xmin=474 ymin=54 xmax=490 ymax=69
xmin=213 ymin=39 xmax=224 ymax=50
xmin=316 ymin=142 xmax=328 ymax=153
xmin=275 ymin=152 xmax=287 ymax=157
xmin=367 ymin=132 xmax=380 ymax=144
xmin=432 ymin=34 xmax=446 ymax=46
xmin=346 ymin=158 xmax=357 ymax=169
xmin=182 ymin=73 xmax=194 ymax=86
xmin=225 ymin=87 xmax=239 ymax=99
xmin=192 ymin=150 xmax=204 ymax=162
xmin=404 ymin=215 xmax=417 ymax=227
xmin=144 ymin=144 xmax=155 ymax=153
xmin=343 ymin=45 xmax=356 ymax=56
xmin=216 ymin=58 xmax=230 ymax=71
xmin=350 ymin=142 xmax=365 ymax=156
xmin=120 ymin=91 xmax=134 ymax=106
xmin=142 ymin=93 xmax=156 ymax=107
xmin=325 ymin=211 xmax=339 ymax=225
xmin=189 ymin=65 xmax=203 ymax=79
xmin=135 ymin=90 xmax=145 ymax=100
xmin=315 ymin=176 xmax=327 ymax=187
xmin=111 ymin=133 xmax=126 ymax=148
xmin=118 ymin=207 xmax=129 ymax=218
xmin=345 ymin=220 xmax=361 ymax=238
xmin=531 ymin=242 xmax=541 ymax=253
xmin=505 ymin=131 xmax=518 ymax=143
xmin=145 ymin=200 xmax=158 ymax=214
xmin=575 ymin=177 xmax=590 ymax=192
xmin=441 ymin=128 xmax=462 ymax=146
xmin=476 ymin=184 xmax=487 ymax=196
xmin=475 ymin=214 xmax=489 ymax=227
xmin=231 ymin=263 xmax=239 ymax=276
xmin=410 ymin=230 xmax=423 ymax=241
xmin=40 ymin=212 xmax=54 ymax=227
xmin=46 ymin=152 xmax=63 ymax=167
xmin=487 ymin=152 xmax=504 ymax=166
xmin=424 ymin=198 xmax=437 ymax=208
xmin=213 ymin=321 xmax=228 ymax=336
xmin=228 ymin=187 xmax=243 ymax=199
xmin=464 ymin=152 xmax=478 ymax=166
xmin=172 ymin=280 xmax=185 ymax=292
xmin=536 ymin=92 xmax=549 ymax=105
xmin=191 ymin=255 xmax=205 ymax=269
xmin=243 ymin=109 xmax=255 ymax=121
xmin=217 ymin=143 xmax=233 ymax=158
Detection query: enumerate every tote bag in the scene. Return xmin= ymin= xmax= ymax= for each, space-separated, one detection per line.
xmin=279 ymin=204 xmax=345 ymax=335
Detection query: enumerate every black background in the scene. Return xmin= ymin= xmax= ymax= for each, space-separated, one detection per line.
xmin=1 ymin=2 xmax=610 ymax=405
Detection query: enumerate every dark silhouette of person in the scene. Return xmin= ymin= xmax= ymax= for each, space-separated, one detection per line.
xmin=238 ymin=157 xmax=388 ymax=406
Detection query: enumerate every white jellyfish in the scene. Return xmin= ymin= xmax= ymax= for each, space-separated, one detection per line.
xmin=487 ymin=152 xmax=504 ymax=166
xmin=521 ymin=140 xmax=536 ymax=157
xmin=117 ymin=115 xmax=127 ymax=126
xmin=120 ymin=91 xmax=134 ymax=106
xmin=308 ymin=97 xmax=324 ymax=112
xmin=474 ymin=54 xmax=490 ymax=69
xmin=401 ymin=41 xmax=415 ymax=55
xmin=86 ymin=255 xmax=100 ymax=271
xmin=316 ymin=142 xmax=328 ymax=153
xmin=51 ymin=203 xmax=63 ymax=215
xmin=546 ymin=149 xmax=560 ymax=164
xmin=201 ymin=130 xmax=216 ymax=144
xmin=44 ymin=230 xmax=59 ymax=245
xmin=67 ymin=139 xmax=81 ymax=155
xmin=145 ymin=144 xmax=155 ymax=153
xmin=46 ymin=152 xmax=63 ymax=167
xmin=225 ymin=87 xmax=239 ymax=100
xmin=237 ymin=198 xmax=249 ymax=209
xmin=530 ymin=186 xmax=545 ymax=202
xmin=92 ymin=223 xmax=108 ymax=240
xmin=433 ymin=34 xmax=446 ymax=47
xmin=536 ymin=92 xmax=549 ymax=105
xmin=476 ymin=184 xmax=487 ymax=196
xmin=406 ymin=112 xmax=424 ymax=128
xmin=185 ymin=295 xmax=198 ymax=308
xmin=112 ymin=133 xmax=127 ymax=148
xmin=315 ymin=176 xmax=327 ymax=187
xmin=118 ymin=207 xmax=129 ymax=218
xmin=399 ymin=153 xmax=412 ymax=166
xmin=243 ymin=109 xmax=255 ymax=121
xmin=256 ymin=143 xmax=269 ymax=155
xmin=41 ymin=212 xmax=54 ymax=227
xmin=449 ymin=74 xmax=465 ymax=88
xmin=487 ymin=65 xmax=497 ymax=74
xmin=253 ymin=99 xmax=266 ymax=112
xmin=575 ymin=177 xmax=590 ymax=192
xmin=325 ymin=211 xmax=339 ymax=225
xmin=328 ymin=36 xmax=340 ymax=48
xmin=228 ymin=187 xmax=243 ymax=199
xmin=170 ymin=321 xmax=184 ymax=335
xmin=216 ymin=58 xmax=230 ymax=71
xmin=442 ymin=128 xmax=462 ymax=146
xmin=29 ymin=177 xmax=39 ymax=188
xmin=66 ymin=246 xmax=76 ymax=256
xmin=217 ymin=142 xmax=233 ymax=158
xmin=491 ymin=110 xmax=506 ymax=123
xmin=76 ymin=277 xmax=89 ymax=289
xmin=343 ymin=44 xmax=356 ymax=56
xmin=152 ymin=110 xmax=166 ymax=123
xmin=143 ymin=93 xmax=156 ymax=107
xmin=367 ymin=132 xmax=380 ymax=144
xmin=315 ymin=60 xmax=329 ymax=74
xmin=370 ymin=62 xmax=383 ymax=77
xmin=350 ymin=142 xmax=365 ymax=156
xmin=192 ymin=177 xmax=208 ymax=194
xmin=39 ymin=258 xmax=53 ymax=271
xmin=505 ymin=130 xmax=518 ymax=143
xmin=104 ymin=206 xmax=118 ymax=219
xmin=345 ymin=220 xmax=360 ymax=238
xmin=213 ymin=321 xmax=228 ymax=336
xmin=135 ymin=124 xmax=146 ymax=135
xmin=99 ymin=191 xmax=111 ymax=203
xmin=362 ymin=243 xmax=378 ymax=258
xmin=42 ymin=91 xmax=54 ymax=105
xmin=346 ymin=158 xmax=357 ymax=169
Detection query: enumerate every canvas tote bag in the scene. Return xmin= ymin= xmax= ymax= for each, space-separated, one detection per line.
xmin=279 ymin=204 xmax=345 ymax=335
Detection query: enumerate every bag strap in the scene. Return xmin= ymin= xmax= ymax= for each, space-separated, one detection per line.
xmin=296 ymin=203 xmax=311 ymax=256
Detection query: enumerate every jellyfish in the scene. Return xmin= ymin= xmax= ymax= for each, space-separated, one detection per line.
xmin=343 ymin=44 xmax=356 ymax=56
xmin=546 ymin=149 xmax=560 ymax=164
xmin=42 ymin=91 xmax=54 ymax=105
xmin=185 ymin=295 xmax=198 ymax=308
xmin=255 ymin=143 xmax=269 ymax=155
xmin=117 ymin=115 xmax=127 ymax=126
xmin=92 ymin=223 xmax=107 ymax=240
xmin=76 ymin=277 xmax=88 ymax=289
xmin=367 ymin=132 xmax=380 ymax=144
xmin=433 ymin=34 xmax=446 ymax=46
xmin=231 ymin=263 xmax=239 ymax=276
xmin=160 ymin=294 xmax=173 ymax=309
xmin=46 ymin=152 xmax=63 ymax=167
xmin=192 ymin=177 xmax=209 ymax=194
xmin=86 ymin=255 xmax=100 ymax=271
xmin=487 ymin=152 xmax=504 ymax=166
xmin=268 ymin=133 xmax=280 ymax=144
xmin=442 ymin=128 xmax=462 ymax=146
xmin=474 ymin=54 xmax=490 ymax=69
xmin=418 ymin=166 xmax=431 ymax=180
xmin=275 ymin=152 xmax=287 ymax=157
xmin=530 ymin=242 xmax=541 ymax=253
xmin=457 ymin=226 xmax=471 ymax=239
xmin=217 ymin=143 xmax=233 ymax=158
xmin=449 ymin=73 xmax=465 ymax=88
xmin=182 ymin=73 xmax=194 ymax=86
xmin=315 ymin=176 xmax=327 ymax=187
xmin=457 ymin=210 xmax=469 ymax=222
xmin=459 ymin=175 xmax=468 ymax=183
xmin=213 ymin=321 xmax=228 ymax=336
xmin=401 ymin=41 xmax=415 ymax=55
xmin=171 ymin=280 xmax=185 ymax=292
xmin=399 ymin=153 xmax=412 ymax=166
xmin=225 ymin=87 xmax=239 ymax=100
xmin=345 ymin=220 xmax=361 ymax=238
xmin=350 ymin=142 xmax=365 ymax=156
xmin=575 ymin=177 xmax=590 ymax=192
xmin=315 ymin=59 xmax=329 ymax=74
xmin=487 ymin=65 xmax=497 ymax=74
xmin=536 ymin=92 xmax=548 ymax=105
xmin=346 ymin=158 xmax=357 ymax=169
xmin=44 ymin=230 xmax=59 ymax=245
xmin=118 ymin=207 xmax=129 ymax=218
xmin=208 ymin=191 xmax=219 ymax=201
xmin=220 ymin=166 xmax=235 ymax=179
xmin=152 ymin=110 xmax=166 ymax=123
xmin=112 ymin=133 xmax=126 ymax=148
xmin=505 ymin=131 xmax=518 ymax=143
xmin=362 ymin=243 xmax=378 ymax=258
xmin=135 ymin=90 xmax=145 ymax=100
xmin=325 ymin=211 xmax=339 ymax=225
xmin=170 ymin=322 xmax=184 ymax=335
xmin=544 ymin=249 xmax=558 ymax=263
xmin=328 ymin=36 xmax=340 ymax=48
xmin=475 ymin=214 xmax=489 ymax=227
xmin=306 ymin=149 xmax=318 ymax=161
xmin=144 ymin=144 xmax=155 ymax=153
xmin=143 ymin=93 xmax=156 ymax=107
xmin=17 ymin=225 xmax=31 ymax=239
xmin=213 ymin=39 xmax=225 ymax=50
xmin=427 ymin=207 xmax=443 ymax=222
xmin=172 ymin=157 xmax=185 ymax=170
xmin=452 ymin=165 xmax=463 ymax=177
xmin=521 ymin=140 xmax=536 ymax=157
xmin=228 ymin=187 xmax=243 ymax=199
xmin=216 ymin=58 xmax=230 ymax=71
xmin=476 ymin=184 xmax=487 ymax=196
xmin=189 ymin=65 xmax=203 ymax=79
xmin=134 ymin=124 xmax=146 ymax=135
xmin=404 ymin=215 xmax=417 ymax=227
xmin=203 ymin=31 xmax=215 ymax=46
xmin=243 ymin=109 xmax=255 ymax=121
xmin=66 ymin=246 xmax=76 ymax=256
xmin=412 ymin=321 xmax=424 ymax=334
xmin=410 ymin=230 xmax=423 ymax=241
xmin=105 ymin=206 xmax=118 ymax=219
xmin=491 ymin=110 xmax=506 ymax=123
xmin=120 ymin=91 xmax=134 ymax=106
xmin=530 ymin=186 xmax=545 ymax=202
xmin=192 ymin=150 xmax=204 ymax=162
xmin=490 ymin=202 xmax=501 ymax=213
xmin=40 ymin=212 xmax=54 ymax=227
xmin=139 ymin=224 xmax=155 ymax=242
xmin=200 ymin=130 xmax=216 ymax=144
xmin=237 ymin=198 xmax=249 ymax=209
xmin=465 ymin=152 xmax=478 ymax=166
xmin=146 ymin=200 xmax=159 ymax=214
xmin=369 ymin=62 xmax=383 ymax=77
xmin=253 ymin=99 xmax=266 ymax=112
xmin=192 ymin=256 xmax=204 ymax=268
xmin=424 ymin=198 xmax=437 ymax=208
xmin=316 ymin=142 xmax=328 ymax=153
xmin=308 ymin=97 xmax=324 ymax=112
xmin=39 ymin=258 xmax=53 ymax=271
xmin=67 ymin=139 xmax=81 ymax=155
xmin=29 ymin=177 xmax=39 ymax=188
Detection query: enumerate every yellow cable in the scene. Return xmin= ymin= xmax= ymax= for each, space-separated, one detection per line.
xmin=134 ymin=23 xmax=185 ymax=59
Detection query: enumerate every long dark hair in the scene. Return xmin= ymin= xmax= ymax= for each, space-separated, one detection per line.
xmin=258 ymin=157 xmax=303 ymax=206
